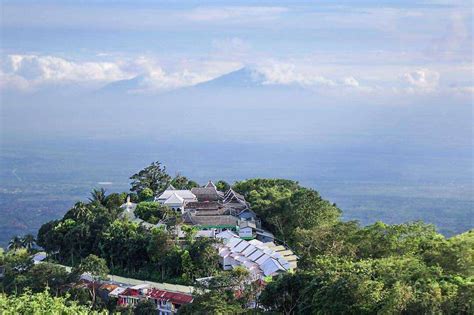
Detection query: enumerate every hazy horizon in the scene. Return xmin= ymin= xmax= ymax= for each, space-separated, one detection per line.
xmin=1 ymin=0 xmax=473 ymax=246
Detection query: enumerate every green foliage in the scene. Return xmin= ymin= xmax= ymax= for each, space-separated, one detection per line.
xmin=134 ymin=202 xmax=171 ymax=224
xmin=1 ymin=248 xmax=34 ymax=294
xmin=105 ymin=192 xmax=127 ymax=212
xmin=73 ymin=254 xmax=109 ymax=281
xmin=21 ymin=234 xmax=36 ymax=253
xmin=178 ymin=268 xmax=255 ymax=314
xmin=0 ymin=289 xmax=99 ymax=314
xmin=133 ymin=299 xmax=157 ymax=315
xmin=138 ymin=188 xmax=154 ymax=201
xmin=170 ymin=174 xmax=199 ymax=190
xmin=7 ymin=235 xmax=24 ymax=251
xmin=24 ymin=263 xmax=69 ymax=294
xmin=89 ymin=188 xmax=107 ymax=206
xmin=233 ymin=179 xmax=340 ymax=244
xmin=29 ymin=169 xmax=474 ymax=314
xmin=178 ymin=291 xmax=244 ymax=314
xmin=215 ymin=180 xmax=230 ymax=192
xmin=130 ymin=161 xmax=171 ymax=195
xmin=72 ymin=254 xmax=109 ymax=308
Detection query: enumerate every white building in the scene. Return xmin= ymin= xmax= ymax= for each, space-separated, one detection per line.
xmin=239 ymin=221 xmax=256 ymax=239
xmin=215 ymin=231 xmax=297 ymax=280
xmin=155 ymin=189 xmax=197 ymax=212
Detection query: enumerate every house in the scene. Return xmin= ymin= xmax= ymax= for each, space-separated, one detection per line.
xmin=32 ymin=252 xmax=47 ymax=264
xmin=191 ymin=187 xmax=224 ymax=202
xmin=237 ymin=208 xmax=258 ymax=222
xmin=222 ymin=189 xmax=249 ymax=215
xmin=117 ymin=284 xmax=193 ymax=314
xmin=239 ymin=221 xmax=256 ymax=239
xmin=216 ymin=235 xmax=298 ymax=280
xmin=255 ymin=229 xmax=275 ymax=243
xmin=109 ymin=286 xmax=127 ymax=298
xmin=182 ymin=212 xmax=239 ymax=232
xmin=118 ymin=284 xmax=151 ymax=308
xmin=148 ymin=289 xmax=194 ymax=315
xmin=155 ymin=189 xmax=197 ymax=212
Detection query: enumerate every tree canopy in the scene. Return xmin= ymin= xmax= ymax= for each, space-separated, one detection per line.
xmin=5 ymin=163 xmax=472 ymax=314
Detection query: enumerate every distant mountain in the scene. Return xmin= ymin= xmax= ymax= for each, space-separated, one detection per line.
xmin=193 ymin=67 xmax=267 ymax=88
xmin=98 ymin=75 xmax=148 ymax=95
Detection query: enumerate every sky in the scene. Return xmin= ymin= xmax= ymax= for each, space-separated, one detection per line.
xmin=0 ymin=0 xmax=472 ymax=98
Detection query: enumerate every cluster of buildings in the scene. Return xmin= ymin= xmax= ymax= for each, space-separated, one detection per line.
xmin=75 ymin=273 xmax=194 ymax=314
xmin=215 ymin=230 xmax=297 ymax=280
xmin=121 ymin=181 xmax=275 ymax=243
xmin=120 ymin=180 xmax=297 ymax=281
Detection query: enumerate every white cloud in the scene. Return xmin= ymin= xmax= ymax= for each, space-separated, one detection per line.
xmin=403 ymin=68 xmax=440 ymax=92
xmin=342 ymin=76 xmax=360 ymax=87
xmin=2 ymin=53 xmax=468 ymax=100
xmin=257 ymin=61 xmax=336 ymax=87
xmin=182 ymin=6 xmax=288 ymax=22
xmin=1 ymin=54 xmax=130 ymax=90
xmin=0 ymin=54 xmax=214 ymax=92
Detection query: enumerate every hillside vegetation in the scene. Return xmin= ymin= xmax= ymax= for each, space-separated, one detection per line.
xmin=1 ymin=162 xmax=472 ymax=314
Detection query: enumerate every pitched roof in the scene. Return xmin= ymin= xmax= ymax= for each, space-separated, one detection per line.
xmin=240 ymin=221 xmax=256 ymax=229
xmin=163 ymin=193 xmax=184 ymax=204
xmin=191 ymin=187 xmax=223 ymax=201
xmin=157 ymin=190 xmax=196 ymax=201
xmin=148 ymin=289 xmax=194 ymax=304
xmin=204 ymin=180 xmax=217 ymax=189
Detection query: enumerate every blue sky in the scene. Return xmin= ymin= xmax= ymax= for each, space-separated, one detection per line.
xmin=0 ymin=0 xmax=472 ymax=98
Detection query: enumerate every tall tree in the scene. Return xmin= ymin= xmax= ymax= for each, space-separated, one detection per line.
xmin=170 ymin=174 xmax=199 ymax=190
xmin=73 ymin=254 xmax=109 ymax=308
xmin=89 ymin=188 xmax=107 ymax=206
xmin=7 ymin=236 xmax=24 ymax=252
xmin=130 ymin=161 xmax=171 ymax=195
xmin=21 ymin=234 xmax=36 ymax=253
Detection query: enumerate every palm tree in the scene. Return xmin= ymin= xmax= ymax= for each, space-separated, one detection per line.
xmin=73 ymin=201 xmax=92 ymax=220
xmin=89 ymin=188 xmax=107 ymax=206
xmin=22 ymin=234 xmax=36 ymax=252
xmin=7 ymin=236 xmax=24 ymax=251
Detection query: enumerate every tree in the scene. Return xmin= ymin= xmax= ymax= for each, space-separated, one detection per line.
xmin=259 ymin=272 xmax=313 ymax=315
xmin=130 ymin=161 xmax=171 ymax=195
xmin=170 ymin=174 xmax=199 ymax=190
xmin=134 ymin=202 xmax=172 ymax=224
xmin=25 ymin=263 xmax=69 ymax=295
xmin=215 ymin=180 xmax=230 ymax=192
xmin=233 ymin=179 xmax=340 ymax=244
xmin=0 ymin=289 xmax=94 ymax=314
xmin=21 ymin=234 xmax=36 ymax=253
xmin=133 ymin=299 xmax=156 ymax=315
xmin=7 ymin=236 xmax=24 ymax=251
xmin=138 ymin=188 xmax=154 ymax=201
xmin=179 ymin=268 xmax=253 ymax=314
xmin=105 ymin=192 xmax=127 ymax=212
xmin=73 ymin=254 xmax=109 ymax=308
xmin=89 ymin=188 xmax=107 ymax=206
xmin=178 ymin=291 xmax=244 ymax=314
xmin=37 ymin=220 xmax=60 ymax=256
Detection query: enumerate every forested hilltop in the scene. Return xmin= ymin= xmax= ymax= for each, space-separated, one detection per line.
xmin=1 ymin=162 xmax=473 ymax=314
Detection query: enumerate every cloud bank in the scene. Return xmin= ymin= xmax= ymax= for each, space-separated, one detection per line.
xmin=1 ymin=53 xmax=472 ymax=98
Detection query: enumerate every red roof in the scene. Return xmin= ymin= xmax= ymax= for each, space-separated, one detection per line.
xmin=119 ymin=288 xmax=141 ymax=297
xmin=147 ymin=289 xmax=193 ymax=305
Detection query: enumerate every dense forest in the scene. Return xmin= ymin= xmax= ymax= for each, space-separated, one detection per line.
xmin=1 ymin=162 xmax=473 ymax=314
